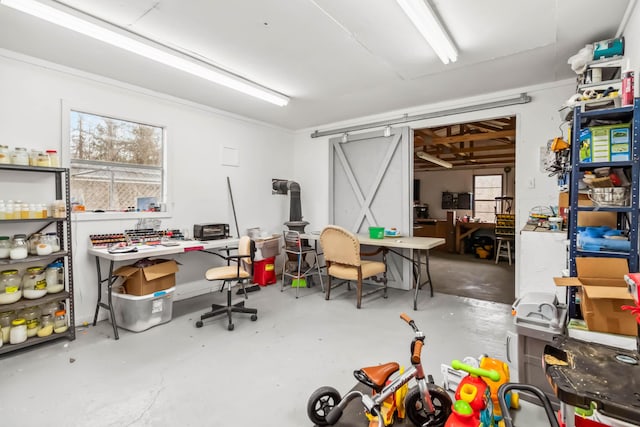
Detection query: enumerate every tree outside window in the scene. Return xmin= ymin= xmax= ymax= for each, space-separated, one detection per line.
xmin=70 ymin=111 xmax=164 ymax=212
xmin=473 ymin=174 xmax=503 ymax=222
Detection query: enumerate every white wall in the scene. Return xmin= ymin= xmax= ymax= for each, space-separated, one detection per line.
xmin=293 ymin=81 xmax=576 ymax=298
xmin=624 ymin=2 xmax=640 ymax=98
xmin=0 ymin=50 xmax=295 ymax=325
xmin=416 ymin=166 xmax=515 ymax=220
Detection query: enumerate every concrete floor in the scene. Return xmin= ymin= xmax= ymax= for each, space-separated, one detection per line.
xmin=1 ymin=282 xmax=552 ymax=426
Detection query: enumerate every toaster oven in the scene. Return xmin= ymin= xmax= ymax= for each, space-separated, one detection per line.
xmin=193 ymin=223 xmax=230 ymax=240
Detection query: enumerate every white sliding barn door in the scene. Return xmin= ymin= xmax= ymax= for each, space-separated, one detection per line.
xmin=328 ymin=127 xmax=412 ymax=289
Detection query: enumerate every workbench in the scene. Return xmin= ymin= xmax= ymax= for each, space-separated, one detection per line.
xmin=544 ymin=336 xmax=640 ymax=426
xmin=455 ymin=221 xmax=495 ymax=254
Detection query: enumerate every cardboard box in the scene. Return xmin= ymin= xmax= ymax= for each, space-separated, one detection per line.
xmin=554 ymin=257 xmax=636 ymax=336
xmin=114 ymin=259 xmax=179 ymax=296
xmin=558 ymin=192 xmax=617 ymax=228
xmin=587 ymin=123 xmax=631 ymax=163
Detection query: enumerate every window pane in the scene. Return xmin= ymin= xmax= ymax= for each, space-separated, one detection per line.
xmin=473 ymin=174 xmax=503 ymax=220
xmin=70 ymin=111 xmax=164 ymax=211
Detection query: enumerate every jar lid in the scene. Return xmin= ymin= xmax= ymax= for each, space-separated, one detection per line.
xmin=26 ymin=266 xmax=44 ymax=273
xmin=54 ymin=309 xmax=66 ymax=316
xmin=0 ymin=236 xmax=9 ymax=240
xmin=11 ymin=318 xmax=26 ymax=326
xmin=13 ymin=234 xmax=27 ymax=239
xmin=45 ymin=149 xmax=58 ymax=154
xmin=47 ymin=261 xmax=63 ymax=268
xmin=1 ymin=269 xmax=19 ymax=275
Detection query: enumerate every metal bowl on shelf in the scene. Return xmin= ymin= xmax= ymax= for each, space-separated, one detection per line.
xmin=588 ymin=187 xmax=629 ymax=206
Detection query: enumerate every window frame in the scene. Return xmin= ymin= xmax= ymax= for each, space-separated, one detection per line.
xmin=472 ymin=173 xmax=503 ymax=222
xmin=62 ymin=100 xmax=169 ymax=220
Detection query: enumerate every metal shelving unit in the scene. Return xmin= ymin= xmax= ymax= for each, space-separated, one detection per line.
xmin=567 ymin=98 xmax=640 ymax=318
xmin=0 ymin=164 xmax=75 ymax=355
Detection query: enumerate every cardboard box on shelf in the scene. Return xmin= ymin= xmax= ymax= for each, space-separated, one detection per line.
xmin=558 ymin=192 xmax=617 ymax=228
xmin=114 ymin=259 xmax=179 ymax=296
xmin=554 ymin=257 xmax=636 ymax=336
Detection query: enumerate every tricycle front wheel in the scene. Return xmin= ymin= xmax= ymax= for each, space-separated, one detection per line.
xmin=405 ymin=383 xmax=452 ymax=427
xmin=307 ymin=386 xmax=342 ymax=426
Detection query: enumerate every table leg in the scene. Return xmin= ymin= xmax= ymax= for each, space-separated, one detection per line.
xmin=92 ymin=257 xmax=119 ymax=340
xmin=413 ymin=249 xmax=421 ymax=310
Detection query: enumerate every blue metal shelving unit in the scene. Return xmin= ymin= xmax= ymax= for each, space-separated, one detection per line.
xmin=567 ymin=98 xmax=640 ymax=318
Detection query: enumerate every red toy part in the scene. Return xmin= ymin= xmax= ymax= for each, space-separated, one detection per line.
xmin=455 ymin=375 xmax=490 ymax=413
xmin=445 ymin=401 xmax=480 ymax=427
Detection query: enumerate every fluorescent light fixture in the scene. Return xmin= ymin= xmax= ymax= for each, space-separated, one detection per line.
xmin=395 ymin=0 xmax=457 ymax=64
xmin=416 ymin=151 xmax=453 ymax=168
xmin=0 ymin=0 xmax=290 ymax=106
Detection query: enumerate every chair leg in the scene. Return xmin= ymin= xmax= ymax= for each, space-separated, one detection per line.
xmin=495 ymin=239 xmax=502 ymax=264
xmin=507 ymin=241 xmax=512 ymax=266
xmin=356 ymin=269 xmax=363 ymax=309
xmin=325 ymin=262 xmax=332 ymax=300
xmin=314 ymin=252 xmax=325 ymax=292
xmin=198 ymin=280 xmax=257 ymax=330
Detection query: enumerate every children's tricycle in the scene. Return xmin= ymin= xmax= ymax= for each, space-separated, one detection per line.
xmin=306 ymin=313 xmax=452 ymax=427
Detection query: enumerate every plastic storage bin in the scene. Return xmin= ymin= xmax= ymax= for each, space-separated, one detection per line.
xmin=368 ymin=227 xmax=384 ymax=239
xmin=111 ymin=287 xmax=174 ymax=332
xmin=253 ymin=235 xmax=281 ymax=261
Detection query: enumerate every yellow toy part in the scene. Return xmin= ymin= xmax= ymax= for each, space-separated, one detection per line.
xmin=550 ymin=137 xmax=569 ymax=152
xmin=479 ymin=356 xmax=519 ymax=417
xmin=366 ymin=366 xmax=408 ymax=426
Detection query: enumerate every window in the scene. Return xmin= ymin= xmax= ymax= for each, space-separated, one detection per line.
xmin=473 ymin=174 xmax=503 ymax=222
xmin=69 ymin=111 xmax=165 ymax=212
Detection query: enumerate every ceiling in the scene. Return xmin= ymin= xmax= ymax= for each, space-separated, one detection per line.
xmin=414 ymin=116 xmax=516 ymax=171
xmin=0 ymin=0 xmax=631 ymax=130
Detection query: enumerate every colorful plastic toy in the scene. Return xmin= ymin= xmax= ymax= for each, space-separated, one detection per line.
xmin=450 ymin=359 xmax=500 ymax=426
xmin=478 ymin=356 xmax=519 ymax=423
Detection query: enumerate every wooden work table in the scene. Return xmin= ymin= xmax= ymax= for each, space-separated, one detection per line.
xmin=455 ymin=221 xmax=495 ymax=254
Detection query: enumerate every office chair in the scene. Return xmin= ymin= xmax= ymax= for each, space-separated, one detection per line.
xmin=319 ymin=225 xmax=387 ymax=309
xmin=195 ymin=236 xmax=258 ymax=331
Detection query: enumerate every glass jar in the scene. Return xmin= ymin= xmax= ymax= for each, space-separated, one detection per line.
xmin=36 ymin=152 xmax=50 ymax=167
xmin=45 ymin=261 xmax=64 ymax=294
xmin=0 ymin=236 xmax=10 ymax=259
xmin=9 ymin=318 xmax=27 ymax=344
xmin=53 ymin=309 xmax=68 ymax=334
xmin=40 ymin=300 xmax=62 ymax=318
xmin=19 ymin=203 xmax=29 ymax=219
xmin=22 ymin=266 xmax=47 ymax=299
xmin=37 ymin=313 xmax=54 ymax=337
xmin=28 ymin=149 xmax=40 ymax=166
xmin=0 ymin=145 xmax=10 ymax=164
xmin=46 ymin=150 xmax=60 ymax=167
xmin=0 ymin=269 xmax=22 ymax=304
xmin=52 ymin=200 xmax=66 ymax=219
xmin=10 ymin=147 xmax=29 ymax=165
xmin=10 ymin=234 xmax=28 ymax=260
xmin=20 ymin=306 xmax=41 ymax=338
xmin=43 ymin=233 xmax=60 ymax=252
xmin=28 ymin=233 xmax=42 ymax=255
xmin=0 ymin=311 xmax=15 ymax=344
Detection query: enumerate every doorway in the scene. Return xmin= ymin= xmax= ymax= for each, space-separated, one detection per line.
xmin=412 ymin=116 xmax=516 ymax=305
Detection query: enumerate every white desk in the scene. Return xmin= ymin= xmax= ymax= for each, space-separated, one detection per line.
xmin=302 ymin=233 xmax=445 ymax=310
xmin=89 ymin=238 xmax=239 ymax=339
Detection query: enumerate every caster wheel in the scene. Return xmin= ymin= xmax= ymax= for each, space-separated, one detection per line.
xmin=228 ymin=323 xmax=235 ymax=331
xmin=251 ymin=314 xmax=258 ymax=321
xmin=195 ymin=321 xmax=203 ymax=328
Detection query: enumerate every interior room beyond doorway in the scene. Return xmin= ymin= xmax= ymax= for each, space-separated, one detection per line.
xmin=413 ymin=116 xmax=516 ymax=304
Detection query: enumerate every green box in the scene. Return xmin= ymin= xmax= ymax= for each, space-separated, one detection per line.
xmin=368 ymin=227 xmax=384 ymax=239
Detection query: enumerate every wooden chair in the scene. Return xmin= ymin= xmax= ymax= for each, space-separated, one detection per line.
xmin=319 ymin=225 xmax=387 ymax=308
